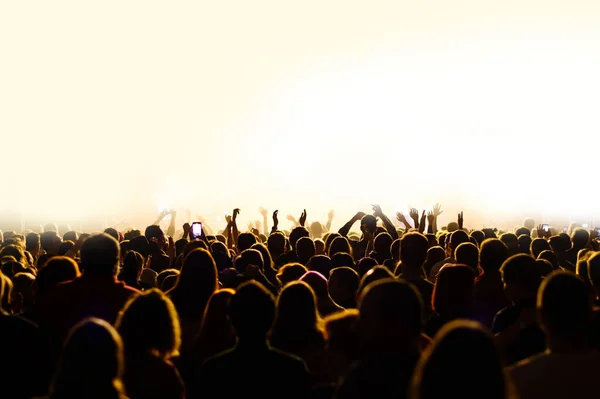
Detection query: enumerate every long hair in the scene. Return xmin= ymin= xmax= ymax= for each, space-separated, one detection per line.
xmin=194 ymin=289 xmax=236 ymax=362
xmin=49 ymin=318 xmax=127 ymax=399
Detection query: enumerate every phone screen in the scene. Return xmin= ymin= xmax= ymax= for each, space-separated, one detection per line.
xmin=542 ymin=224 xmax=550 ymax=232
xmin=191 ymin=222 xmax=203 ymax=239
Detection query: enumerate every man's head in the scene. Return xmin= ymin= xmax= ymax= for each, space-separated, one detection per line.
xmin=144 ymin=225 xmax=165 ymax=250
xmin=237 ymin=232 xmax=257 ymax=252
xmin=455 ymin=242 xmax=479 ymax=274
xmin=80 ymin=233 xmax=120 ymax=276
xmin=229 ymin=280 xmax=275 ymax=343
xmin=267 ymin=232 xmax=286 ymax=258
xmin=400 ymin=232 xmax=429 ymax=269
xmin=500 ymin=254 xmax=541 ymax=303
xmin=296 ymin=237 xmax=316 ymax=265
xmin=40 ymin=231 xmax=62 ymax=255
xmin=289 ymin=226 xmax=310 ymax=251
xmin=361 ymin=215 xmax=377 ymax=235
xmin=448 ymin=230 xmax=469 ymax=258
xmin=571 ymin=228 xmax=590 ymax=250
xmin=523 ymin=218 xmax=536 ymax=231
xmin=328 ymin=267 xmax=359 ymax=308
xmin=538 ymin=271 xmax=592 ymax=346
xmin=374 ymin=233 xmax=393 ymax=258
xmin=499 ymin=233 xmax=519 ymax=255
xmin=26 ymin=232 xmax=41 ymax=256
xmin=479 ymin=238 xmax=509 ymax=274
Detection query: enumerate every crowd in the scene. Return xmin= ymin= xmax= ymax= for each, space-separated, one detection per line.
xmin=1 ymin=203 xmax=600 ymax=399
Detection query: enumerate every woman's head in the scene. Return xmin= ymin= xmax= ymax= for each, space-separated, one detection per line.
xmin=116 ymin=289 xmax=180 ymax=359
xmin=198 ymin=289 xmax=235 ymax=340
xmin=432 ymin=265 xmax=475 ymax=318
xmin=274 ymin=281 xmax=319 ymax=329
xmin=329 ymin=236 xmax=352 ymax=258
xmin=276 ymin=263 xmax=308 ymax=287
xmin=50 ymin=318 xmax=125 ymax=399
xmin=172 ymin=248 xmax=218 ymax=303
xmin=36 ymin=256 xmax=80 ymax=293
xmin=117 ymin=250 xmax=143 ymax=286
xmin=411 ymin=320 xmax=507 ymax=399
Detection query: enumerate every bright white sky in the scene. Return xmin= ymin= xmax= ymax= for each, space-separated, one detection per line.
xmin=1 ymin=1 xmax=599 ymax=232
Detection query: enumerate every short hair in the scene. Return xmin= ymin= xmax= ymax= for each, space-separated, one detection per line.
xmin=296 ymin=237 xmax=316 ymax=263
xmin=80 ymin=233 xmax=120 ymax=276
xmin=400 ymin=232 xmax=429 ymax=267
xmin=267 ymin=232 xmax=286 ymax=254
xmin=538 ymin=271 xmax=591 ymax=336
xmin=500 ymin=254 xmax=541 ymax=295
xmin=329 ymin=236 xmax=351 ymax=258
xmin=116 ymin=289 xmax=181 ymax=358
xmin=276 ymin=263 xmax=308 ymax=287
xmin=235 ymin=248 xmax=264 ymax=273
xmin=331 ymin=252 xmax=355 ymax=270
xmin=530 ymin=238 xmax=551 ymax=258
xmin=499 ymin=233 xmax=518 ymax=249
xmin=432 ymin=265 xmax=475 ymax=316
xmin=374 ymin=233 xmax=393 ymax=256
xmin=470 ymin=230 xmax=485 ymax=247
xmin=237 ymin=232 xmax=257 ymax=252
xmin=25 ymin=232 xmax=40 ymax=252
xmin=479 ymin=239 xmax=509 ymax=273
xmin=300 ymin=271 xmax=329 ymax=298
xmin=36 ymin=256 xmax=80 ymax=293
xmin=359 ymin=279 xmax=422 ymax=336
xmin=515 ymin=227 xmax=531 ymax=237
xmin=449 ymin=230 xmax=469 ymax=254
xmin=144 ymin=225 xmax=164 ymax=241
xmin=289 ymin=226 xmax=310 ymax=251
xmin=229 ymin=280 xmax=275 ymax=341
xmin=572 ymin=228 xmax=590 ymax=249
xmin=455 ymin=242 xmax=479 ymax=274
xmin=306 ymin=255 xmax=332 ymax=277
xmin=357 ymin=257 xmax=378 ymax=279
xmin=104 ymin=228 xmax=119 ymax=242
xmin=361 ymin=215 xmax=377 ymax=234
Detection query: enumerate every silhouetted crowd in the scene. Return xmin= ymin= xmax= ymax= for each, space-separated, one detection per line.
xmin=2 ymin=204 xmax=600 ymax=399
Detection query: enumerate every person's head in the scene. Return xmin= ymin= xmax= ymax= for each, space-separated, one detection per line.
xmin=374 ymin=232 xmax=393 ymax=259
xmin=229 ymin=280 xmax=275 ymax=343
xmin=272 ymin=281 xmax=319 ymax=334
xmin=104 ymin=228 xmax=119 ymax=242
xmin=587 ymin=252 xmax=600 ymax=294
xmin=571 ymin=228 xmax=590 ymax=250
xmin=289 ymin=226 xmax=310 ymax=251
xmin=116 ymin=289 xmax=180 ymax=359
xmin=267 ymin=232 xmax=286 ymax=258
xmin=531 ymin=238 xmax=551 ymax=258
xmin=357 ymin=266 xmax=394 ymax=297
xmin=306 ymin=255 xmax=332 ymax=277
xmin=549 ymin=235 xmax=570 ymax=254
xmin=11 ymin=272 xmax=35 ymax=312
xmin=357 ymin=257 xmax=378 ymax=279
xmin=276 ymin=263 xmax=308 ymax=287
xmin=50 ymin=318 xmax=125 ymax=399
xmin=479 ymin=238 xmax=509 ymax=274
xmin=234 ymin=248 xmax=264 ymax=274
xmin=576 ymin=249 xmax=593 ymax=285
xmin=40 ymin=231 xmax=62 ymax=255
xmin=470 ymin=230 xmax=485 ymax=247
xmin=455 ymin=242 xmax=479 ymax=275
xmin=400 ymin=232 xmax=429 ymax=269
xmin=197 ymin=289 xmax=236 ymax=349
xmin=58 ymin=241 xmax=75 ymax=256
xmin=80 ymin=233 xmax=120 ymax=276
xmin=329 ymin=236 xmax=351 ymax=258
xmin=536 ymin=259 xmax=554 ymax=277
xmin=144 ymin=225 xmax=165 ymax=251
xmin=448 ymin=230 xmax=469 ymax=258
xmin=358 ymin=279 xmax=422 ymax=352
xmin=411 ymin=320 xmax=507 ymax=399
xmin=36 ymin=256 xmax=81 ymax=294
xmin=523 ymin=218 xmax=536 ymax=231
xmin=250 ymin=243 xmax=273 ymax=271
xmin=128 ymin=235 xmax=149 ymax=258
xmin=538 ymin=249 xmax=559 ymax=270
xmin=446 ymin=222 xmax=459 ymax=233
xmin=171 ymin=249 xmax=218 ymax=314
xmin=237 ymin=232 xmax=257 ymax=252
xmin=517 ymin=234 xmax=532 ymax=254
xmin=501 ymin=254 xmax=541 ymax=303
xmin=300 ymin=271 xmax=329 ymax=299
xmin=538 ymin=271 xmax=593 ymax=349
xmin=63 ymin=230 xmax=78 ymax=243
xmin=156 ymin=269 xmax=179 ymax=291
xmin=360 ymin=214 xmax=377 ymax=235
xmin=515 ymin=226 xmax=531 ymax=237
xmin=331 ymin=252 xmax=355 ymax=270
xmin=175 ymin=239 xmax=189 ymax=258
xmin=324 ymin=309 xmax=360 ymax=363
xmin=432 ymin=265 xmax=475 ymax=318
xmin=328 ymin=267 xmax=359 ymax=308
xmin=314 ymin=238 xmax=325 ymax=255
xmin=499 ymin=233 xmax=518 ymax=255
xmin=117 ymin=251 xmax=144 ymax=287
xmin=390 ymin=239 xmax=401 ymax=261
xmin=296 ymin=237 xmax=316 ymax=265
xmin=0 ymin=244 xmax=27 ymax=266
xmin=25 ymin=232 xmax=40 ymax=256
xmin=310 ymin=221 xmax=324 ymax=239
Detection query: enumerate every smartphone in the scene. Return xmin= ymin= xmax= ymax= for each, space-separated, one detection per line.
xmin=542 ymin=224 xmax=550 ymax=233
xmin=191 ymin=222 xmax=203 ymax=240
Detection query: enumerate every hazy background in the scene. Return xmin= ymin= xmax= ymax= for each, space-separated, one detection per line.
xmin=2 ymin=0 xmax=599 ymax=233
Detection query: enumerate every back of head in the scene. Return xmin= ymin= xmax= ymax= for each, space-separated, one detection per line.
xmin=26 ymin=232 xmax=40 ymax=252
xmin=517 ymin=234 xmax=532 ymax=254
xmin=144 ymin=225 xmax=164 ymax=242
xmin=549 ymin=235 xmax=570 ymax=253
xmin=300 ymin=270 xmax=328 ymax=298
xmin=455 ymin=242 xmax=479 ymax=274
xmin=296 ymin=236 xmax=316 ymax=264
xmin=538 ymin=250 xmax=559 ymax=270
xmin=51 ymin=318 xmax=124 ymax=399
xmin=37 ymin=256 xmax=81 ymax=293
xmin=267 ymin=232 xmax=286 ymax=256
xmin=331 ymin=252 xmax=355 ymax=270
xmin=307 ymin=255 xmax=332 ymax=277
xmin=500 ymin=254 xmax=541 ymax=298
xmin=229 ymin=281 xmax=275 ymax=342
xmin=80 ymin=233 xmax=120 ymax=276
xmin=251 ymin=243 xmax=273 ymax=270
xmin=432 ymin=265 xmax=475 ymax=317
xmin=40 ymin=231 xmax=61 ymax=253
xmin=357 ymin=257 xmax=378 ymax=279
xmin=237 ymin=232 xmax=257 ymax=252
xmin=572 ymin=228 xmax=590 ymax=249
xmin=289 ymin=226 xmax=310 ymax=251
xmin=325 ymin=233 xmax=341 ymax=253
xmin=104 ymin=228 xmax=119 ymax=242
xmin=273 ymin=281 xmax=318 ymax=332
xmin=479 ymin=238 xmax=509 ymax=274
xmin=588 ymin=252 xmax=600 ymax=290
xmin=391 ymin=239 xmax=401 ymax=260
xmin=328 ymin=267 xmax=359 ymax=306
xmin=361 ymin=215 xmax=377 ymax=234
xmin=411 ymin=320 xmax=506 ymax=399
xmin=357 ymin=266 xmax=394 ymax=296
xmin=374 ymin=232 xmax=393 ymax=257
xmin=310 ymin=221 xmax=324 ymax=238
xmin=359 ymin=279 xmax=422 ymax=344
xmin=515 ymin=227 xmax=531 ymax=237
xmin=276 ymin=263 xmax=308 ymax=287
xmin=449 ymin=230 xmax=469 ymax=255
xmin=174 ymin=249 xmax=217 ymax=311
xmin=523 ymin=218 xmax=536 ymax=231
xmin=538 ymin=271 xmax=592 ymax=339
xmin=531 ymin=238 xmax=551 ymax=258
xmin=329 ymin=236 xmax=351 ymax=258
xmin=234 ymin=248 xmax=264 ymax=273
xmin=400 ymin=232 xmax=429 ymax=268
xmin=116 ymin=289 xmax=180 ymax=358
xmin=470 ymin=230 xmax=485 ymax=247
xmin=499 ymin=233 xmax=518 ymax=252
xmin=324 ymin=309 xmax=360 ymax=355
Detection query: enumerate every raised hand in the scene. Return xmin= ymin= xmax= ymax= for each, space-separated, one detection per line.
xmin=396 ymin=212 xmax=411 ymax=228
xmin=225 ymin=215 xmax=232 ymax=224
xmin=328 ymin=209 xmax=335 ymax=221
xmin=286 ymin=214 xmax=296 ymax=222
xmin=409 ymin=208 xmax=420 ymax=223
xmin=432 ymin=203 xmax=443 ymax=217
xmin=537 ymin=224 xmax=549 ymax=239
xmin=372 ymin=204 xmax=384 ymax=218
xmin=427 ymin=211 xmax=434 ymax=225
xmin=232 ymin=208 xmax=240 ymax=222
xmin=458 ymin=211 xmax=464 ymax=230
xmin=272 ymin=210 xmax=279 ymax=231
xmin=299 ymin=209 xmax=307 ymax=227
xmin=354 ymin=211 xmax=367 ymax=221
xmin=259 ymin=207 xmax=268 ymax=218
xmin=183 ymin=223 xmax=191 ymax=239
xmin=167 ymin=236 xmax=176 ymax=259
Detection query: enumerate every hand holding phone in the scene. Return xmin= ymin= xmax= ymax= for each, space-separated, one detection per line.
xmin=191 ymin=222 xmax=203 ymax=240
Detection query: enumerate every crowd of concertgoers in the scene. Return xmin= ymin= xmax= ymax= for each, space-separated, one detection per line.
xmin=2 ymin=203 xmax=600 ymax=399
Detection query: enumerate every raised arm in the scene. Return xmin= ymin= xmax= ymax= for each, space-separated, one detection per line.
xmin=339 ymin=211 xmax=366 ymax=237
xmin=166 ymin=210 xmax=176 ymax=237
xmin=259 ymin=207 xmax=269 ymax=236
xmin=271 ymin=210 xmax=279 ymax=234
xmin=325 ymin=209 xmax=334 ymax=232
xmin=396 ymin=211 xmax=413 ymax=230
xmin=418 ymin=210 xmax=427 ymax=234
xmin=372 ymin=204 xmax=399 ymax=240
